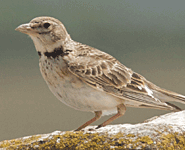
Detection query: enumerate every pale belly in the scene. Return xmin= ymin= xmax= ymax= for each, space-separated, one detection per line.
xmin=39 ymin=56 xmax=122 ymax=115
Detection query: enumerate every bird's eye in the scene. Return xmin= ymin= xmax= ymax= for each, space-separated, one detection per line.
xmin=43 ymin=23 xmax=50 ymax=29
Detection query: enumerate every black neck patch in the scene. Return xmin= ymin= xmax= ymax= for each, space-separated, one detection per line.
xmin=38 ymin=46 xmax=71 ymax=59
xmin=38 ymin=51 xmax=41 ymax=57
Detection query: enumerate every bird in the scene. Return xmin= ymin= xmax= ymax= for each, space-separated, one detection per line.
xmin=15 ymin=16 xmax=185 ymax=131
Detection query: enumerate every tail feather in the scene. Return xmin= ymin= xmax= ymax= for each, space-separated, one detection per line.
xmin=152 ymin=88 xmax=185 ymax=104
xmin=165 ymin=102 xmax=182 ymax=112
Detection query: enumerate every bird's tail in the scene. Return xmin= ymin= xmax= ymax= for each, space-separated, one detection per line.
xmin=146 ymin=80 xmax=185 ymax=106
xmin=151 ymin=87 xmax=185 ymax=111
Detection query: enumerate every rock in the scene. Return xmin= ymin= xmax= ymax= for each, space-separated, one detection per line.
xmin=1 ymin=111 xmax=185 ymax=149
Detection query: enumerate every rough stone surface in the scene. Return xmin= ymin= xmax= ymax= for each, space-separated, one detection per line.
xmin=0 ymin=111 xmax=185 ymax=149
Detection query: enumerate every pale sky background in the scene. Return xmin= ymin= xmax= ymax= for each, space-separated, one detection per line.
xmin=1 ymin=0 xmax=185 ymax=141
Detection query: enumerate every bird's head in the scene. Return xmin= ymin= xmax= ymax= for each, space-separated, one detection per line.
xmin=15 ymin=16 xmax=71 ymax=53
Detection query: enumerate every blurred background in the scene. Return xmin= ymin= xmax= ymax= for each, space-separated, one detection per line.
xmin=1 ymin=0 xmax=185 ymax=141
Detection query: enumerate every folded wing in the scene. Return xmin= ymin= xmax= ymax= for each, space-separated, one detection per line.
xmin=67 ymin=46 xmax=181 ymax=111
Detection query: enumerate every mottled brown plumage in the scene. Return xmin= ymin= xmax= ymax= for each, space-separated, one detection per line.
xmin=16 ymin=16 xmax=185 ymax=131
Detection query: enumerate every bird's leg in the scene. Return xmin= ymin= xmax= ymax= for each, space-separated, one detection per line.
xmin=96 ymin=103 xmax=126 ymax=129
xmin=75 ymin=111 xmax=102 ymax=131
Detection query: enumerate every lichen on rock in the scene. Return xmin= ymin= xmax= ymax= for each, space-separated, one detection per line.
xmin=1 ymin=111 xmax=185 ymax=149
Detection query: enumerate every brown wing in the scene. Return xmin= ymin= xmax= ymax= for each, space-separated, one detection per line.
xmin=67 ymin=47 xmax=175 ymax=110
xmin=68 ymin=49 xmax=132 ymax=88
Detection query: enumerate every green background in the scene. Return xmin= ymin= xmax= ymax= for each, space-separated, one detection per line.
xmin=1 ymin=0 xmax=185 ymax=141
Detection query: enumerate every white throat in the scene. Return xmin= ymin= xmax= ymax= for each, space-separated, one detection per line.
xmin=30 ymin=35 xmax=65 ymax=53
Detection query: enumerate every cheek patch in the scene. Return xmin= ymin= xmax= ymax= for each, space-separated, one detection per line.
xmin=51 ymin=31 xmax=61 ymax=42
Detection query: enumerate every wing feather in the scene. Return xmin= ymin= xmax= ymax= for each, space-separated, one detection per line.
xmin=67 ymin=47 xmax=175 ymax=110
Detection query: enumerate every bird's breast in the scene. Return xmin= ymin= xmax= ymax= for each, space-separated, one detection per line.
xmin=39 ymin=55 xmax=121 ymax=114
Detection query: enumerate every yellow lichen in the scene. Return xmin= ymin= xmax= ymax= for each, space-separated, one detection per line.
xmin=0 ymin=135 xmax=41 ymax=149
xmin=127 ymin=134 xmax=135 ymax=138
xmin=138 ymin=136 xmax=153 ymax=145
xmin=158 ymin=132 xmax=185 ymax=150
xmin=1 ymin=130 xmax=185 ymax=149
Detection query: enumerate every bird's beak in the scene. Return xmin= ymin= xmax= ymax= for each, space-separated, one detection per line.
xmin=15 ymin=23 xmax=32 ymax=34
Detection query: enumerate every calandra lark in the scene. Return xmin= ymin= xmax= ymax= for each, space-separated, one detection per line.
xmin=16 ymin=17 xmax=185 ymax=131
